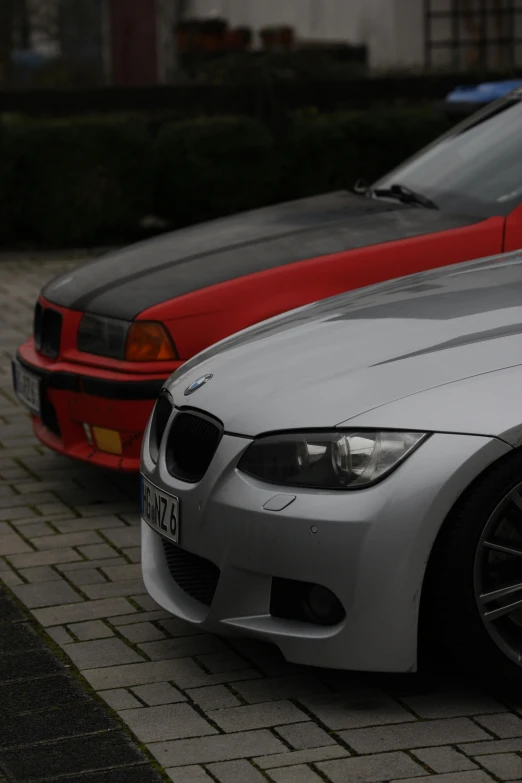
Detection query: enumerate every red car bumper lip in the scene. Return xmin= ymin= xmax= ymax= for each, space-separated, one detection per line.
xmin=14 ymin=348 xmax=170 ymax=473
xmin=15 ymin=351 xmax=165 ymax=400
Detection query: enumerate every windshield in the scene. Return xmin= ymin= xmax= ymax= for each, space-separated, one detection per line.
xmin=373 ymin=94 xmax=522 ymax=218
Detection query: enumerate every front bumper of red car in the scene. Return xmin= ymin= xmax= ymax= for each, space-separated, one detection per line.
xmin=13 ymin=341 xmax=178 ymax=472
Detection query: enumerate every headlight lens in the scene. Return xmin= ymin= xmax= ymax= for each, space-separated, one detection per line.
xmin=238 ymin=430 xmax=428 ymax=489
xmin=77 ymin=315 xmax=178 ymax=361
xmin=77 ymin=314 xmax=129 ymax=359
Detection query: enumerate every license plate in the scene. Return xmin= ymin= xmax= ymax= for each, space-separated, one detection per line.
xmin=12 ymin=361 xmax=41 ymax=416
xmin=141 ymin=476 xmax=180 ymax=543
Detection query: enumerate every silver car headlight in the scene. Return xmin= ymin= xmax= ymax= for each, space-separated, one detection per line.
xmin=238 ymin=430 xmax=429 ymax=490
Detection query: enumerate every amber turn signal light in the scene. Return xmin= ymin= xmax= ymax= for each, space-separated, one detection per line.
xmin=125 ymin=322 xmax=178 ymax=361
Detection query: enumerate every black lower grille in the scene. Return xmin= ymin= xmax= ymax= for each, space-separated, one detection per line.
xmin=162 ymin=539 xmax=220 ymax=607
xmin=166 ymin=411 xmax=223 ymax=483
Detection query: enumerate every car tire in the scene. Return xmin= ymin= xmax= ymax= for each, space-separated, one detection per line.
xmin=422 ymin=450 xmax=522 ymax=684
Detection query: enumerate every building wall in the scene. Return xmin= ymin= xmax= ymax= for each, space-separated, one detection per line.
xmin=189 ymin=0 xmax=424 ymax=69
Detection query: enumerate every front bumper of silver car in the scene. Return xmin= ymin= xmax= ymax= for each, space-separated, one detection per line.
xmin=141 ymin=425 xmax=510 ymax=673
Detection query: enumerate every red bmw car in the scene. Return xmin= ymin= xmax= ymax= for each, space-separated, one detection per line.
xmin=13 ymin=91 xmax=522 ymax=472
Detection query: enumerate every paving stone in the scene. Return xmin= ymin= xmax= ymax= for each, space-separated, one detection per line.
xmin=167 ymin=767 xmax=214 ymax=783
xmin=35 ymin=501 xmax=72 ymax=516
xmin=118 ymin=703 xmax=217 ymax=742
xmin=18 ymin=565 xmax=61 ymax=582
xmin=207 ymin=759 xmax=266 ymax=782
xmin=82 ymin=657 xmax=256 ymax=691
xmin=404 ymin=692 xmax=505 ymax=719
xmin=8 ymin=547 xmax=82 ymax=567
xmin=210 ymin=700 xmax=309 ymax=732
xmin=131 ymin=682 xmax=186 ymax=706
xmin=12 ymin=580 xmax=83 ymax=608
xmin=68 ymin=620 xmax=114 ymax=640
xmin=54 ymin=516 xmax=126 ymax=533
xmin=460 ymin=739 xmax=522 ymax=755
xmin=32 ymin=531 xmax=102 ymax=550
xmin=413 ymin=746 xmax=478 ymax=773
xmin=232 ymin=675 xmax=330 ymax=705
xmin=58 ymin=558 xmax=126 ymax=572
xmin=159 ymin=617 xmax=206 ymax=637
xmin=110 ymin=610 xmax=172 ymax=626
xmin=77 ymin=503 xmax=137 ymax=517
xmin=317 ymin=751 xmax=428 ymax=783
xmin=255 ymin=745 xmax=350 ymax=769
xmin=103 ymin=527 xmax=141 ymax=548
xmin=117 ymin=512 xmax=141 ymax=525
xmin=123 ymin=547 xmax=141 ymax=563
xmin=101 ymin=563 xmax=142 ymax=581
xmin=99 ymin=688 xmax=142 ymax=711
xmin=67 ymin=568 xmax=108 ymax=586
xmin=474 ymin=713 xmax=522 ymax=738
xmin=120 ymin=622 xmax=166 ymax=644
xmin=0 ymin=533 xmax=32 ymax=554
xmin=341 ymin=718 xmax=490 ymax=754
xmin=187 ymin=685 xmax=242 ymax=711
xmin=197 ymin=652 xmax=248 ymax=674
xmin=132 ymin=594 xmax=163 ymax=611
xmin=150 ymin=730 xmax=287 ymax=767
xmin=268 ymin=766 xmax=324 ymax=783
xmin=33 ymin=597 xmax=136 ymax=627
xmin=83 ymin=579 xmax=146 ymax=600
xmin=479 ymin=753 xmax=522 ymax=780
xmin=46 ymin=626 xmax=74 ymax=645
xmin=12 ymin=521 xmax=54 ymax=537
xmin=140 ymin=635 xmax=226 ymax=661
xmin=0 ymin=506 xmax=38 ymax=521
xmin=0 ymin=570 xmax=22 ymax=585
xmin=78 ymin=543 xmax=118 ymax=560
xmin=302 ymin=690 xmax=416 ymax=730
xmin=390 ymin=773 xmax=494 ymax=783
xmin=275 ymin=722 xmax=337 ymax=749
xmin=64 ymin=638 xmax=143 ymax=669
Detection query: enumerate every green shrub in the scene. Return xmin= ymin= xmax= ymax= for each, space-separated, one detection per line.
xmin=0 ymin=107 xmax=454 ymax=247
xmin=278 ymin=107 xmax=452 ymax=201
xmin=4 ymin=118 xmax=152 ymax=247
xmin=152 ymin=116 xmax=277 ymax=227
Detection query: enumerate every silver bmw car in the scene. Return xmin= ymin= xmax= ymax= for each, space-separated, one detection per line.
xmin=141 ymin=251 xmax=522 ymax=680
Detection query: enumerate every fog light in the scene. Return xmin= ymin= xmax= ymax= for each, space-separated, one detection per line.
xmin=92 ymin=426 xmax=122 ymax=455
xmin=302 ymin=585 xmax=345 ymax=626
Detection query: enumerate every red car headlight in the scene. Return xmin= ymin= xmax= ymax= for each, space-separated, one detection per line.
xmin=77 ymin=314 xmax=178 ymax=362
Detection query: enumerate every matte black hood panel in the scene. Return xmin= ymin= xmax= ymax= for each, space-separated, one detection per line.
xmin=42 ymin=192 xmax=481 ymax=320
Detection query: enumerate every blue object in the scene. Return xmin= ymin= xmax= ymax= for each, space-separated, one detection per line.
xmin=446 ymin=80 xmax=522 ymax=105
xmin=11 ymin=49 xmax=55 ymax=69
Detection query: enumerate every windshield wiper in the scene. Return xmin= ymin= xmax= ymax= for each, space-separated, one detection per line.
xmin=368 ymin=183 xmax=438 ymax=210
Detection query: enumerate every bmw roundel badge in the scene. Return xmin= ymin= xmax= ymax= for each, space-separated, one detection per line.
xmin=184 ymin=374 xmax=213 ymax=396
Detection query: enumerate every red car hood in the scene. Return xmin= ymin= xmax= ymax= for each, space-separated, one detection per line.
xmin=42 ymin=191 xmax=483 ymax=320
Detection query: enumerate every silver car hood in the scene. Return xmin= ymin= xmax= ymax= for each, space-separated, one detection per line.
xmin=167 ymin=253 xmax=522 ymax=438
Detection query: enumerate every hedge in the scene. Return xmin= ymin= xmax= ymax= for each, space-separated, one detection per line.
xmin=153 ymin=116 xmax=277 ymax=227
xmin=1 ymin=118 xmax=151 ymax=246
xmin=278 ymin=108 xmax=452 ymax=202
xmin=0 ymin=108 xmax=454 ymax=247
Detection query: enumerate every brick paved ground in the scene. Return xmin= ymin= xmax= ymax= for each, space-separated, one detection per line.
xmin=3 ymin=258 xmax=522 ymax=783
